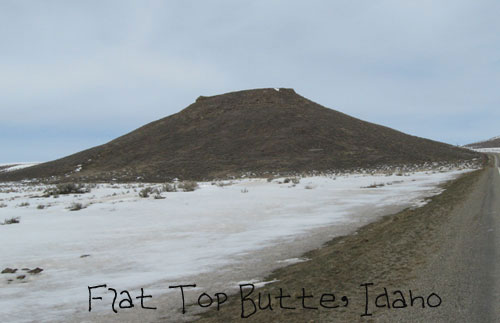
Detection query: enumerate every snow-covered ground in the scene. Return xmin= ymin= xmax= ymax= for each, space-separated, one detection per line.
xmin=0 ymin=168 xmax=476 ymax=322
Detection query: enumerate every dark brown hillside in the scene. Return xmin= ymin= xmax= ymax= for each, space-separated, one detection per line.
xmin=0 ymin=88 xmax=479 ymax=182
xmin=465 ymin=136 xmax=500 ymax=149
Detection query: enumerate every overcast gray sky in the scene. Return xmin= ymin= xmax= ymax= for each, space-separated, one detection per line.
xmin=1 ymin=0 xmax=499 ymax=163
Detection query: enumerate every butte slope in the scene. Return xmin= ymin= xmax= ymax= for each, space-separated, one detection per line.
xmin=0 ymin=88 xmax=479 ymax=182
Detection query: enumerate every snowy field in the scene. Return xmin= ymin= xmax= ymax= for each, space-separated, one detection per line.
xmin=0 ymin=168 xmax=476 ymax=322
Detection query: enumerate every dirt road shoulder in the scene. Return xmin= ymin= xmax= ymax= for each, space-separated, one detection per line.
xmin=196 ymin=167 xmax=487 ymax=322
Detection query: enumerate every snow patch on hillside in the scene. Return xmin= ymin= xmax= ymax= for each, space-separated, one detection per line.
xmin=0 ymin=162 xmax=39 ymax=172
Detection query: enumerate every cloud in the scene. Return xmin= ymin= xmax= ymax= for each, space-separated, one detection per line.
xmin=0 ymin=49 xmax=228 ymax=105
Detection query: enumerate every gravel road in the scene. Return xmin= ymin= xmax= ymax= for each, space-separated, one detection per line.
xmin=348 ymin=153 xmax=500 ymax=322
xmin=396 ymin=153 xmax=500 ymax=322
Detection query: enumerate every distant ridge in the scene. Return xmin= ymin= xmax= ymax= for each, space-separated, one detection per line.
xmin=464 ymin=136 xmax=500 ymax=149
xmin=0 ymin=88 xmax=480 ymax=182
